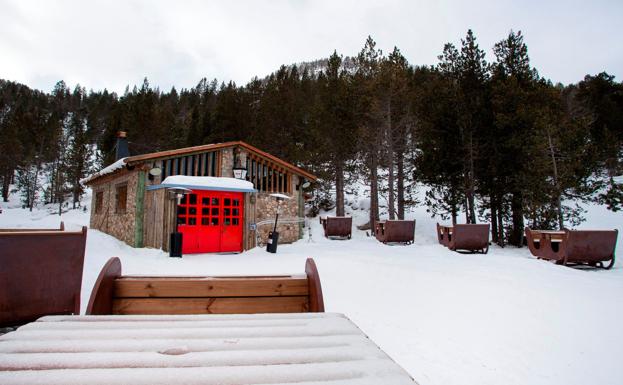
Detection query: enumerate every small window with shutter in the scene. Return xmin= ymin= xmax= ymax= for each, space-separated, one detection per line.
xmin=95 ymin=191 xmax=104 ymax=214
xmin=115 ymin=183 xmax=128 ymax=214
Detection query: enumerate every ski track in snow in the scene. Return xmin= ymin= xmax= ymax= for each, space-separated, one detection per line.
xmin=1 ymin=190 xmax=622 ymax=385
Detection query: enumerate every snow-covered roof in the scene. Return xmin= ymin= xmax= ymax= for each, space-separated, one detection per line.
xmin=80 ymin=158 xmax=128 ymax=185
xmin=149 ymin=175 xmax=256 ymax=193
xmin=82 ymin=141 xmax=316 ymax=185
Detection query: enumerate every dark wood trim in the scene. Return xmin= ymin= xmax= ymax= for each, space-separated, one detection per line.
xmin=305 ymin=258 xmax=325 ymax=312
xmin=217 ymin=150 xmax=222 ymax=177
xmin=86 ymin=257 xmax=122 ymax=315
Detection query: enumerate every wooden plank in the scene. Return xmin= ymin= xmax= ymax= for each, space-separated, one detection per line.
xmin=217 ymin=150 xmax=222 ymax=177
xmin=198 ymin=153 xmax=205 ymax=176
xmin=134 ymin=171 xmax=145 ymax=248
xmin=0 ymin=345 xmax=387 ymax=370
xmin=112 ymin=296 xmax=310 ymax=315
xmin=114 ymin=277 xmax=310 ymax=298
xmin=142 ymin=190 xmax=153 ymax=248
xmin=253 ymin=157 xmax=259 ymax=190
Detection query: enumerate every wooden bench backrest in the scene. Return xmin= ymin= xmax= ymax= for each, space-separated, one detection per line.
xmin=87 ymin=258 xmax=325 ymax=315
xmin=564 ymin=229 xmax=618 ymax=262
xmin=0 ymin=226 xmax=87 ymax=326
xmin=0 ymin=221 xmax=64 ymax=232
xmin=324 ymin=216 xmax=352 ymax=237
xmin=382 ymin=220 xmax=415 ymax=242
xmin=451 ymin=224 xmax=490 ymax=249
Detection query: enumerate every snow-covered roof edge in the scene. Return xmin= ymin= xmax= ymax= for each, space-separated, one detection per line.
xmin=147 ymin=175 xmax=257 ymax=193
xmin=80 ymin=158 xmax=128 ymax=185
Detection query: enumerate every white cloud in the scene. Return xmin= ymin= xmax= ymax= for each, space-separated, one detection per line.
xmin=0 ymin=0 xmax=621 ymax=93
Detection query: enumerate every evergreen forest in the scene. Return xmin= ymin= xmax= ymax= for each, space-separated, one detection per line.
xmin=1 ymin=30 xmax=622 ymax=246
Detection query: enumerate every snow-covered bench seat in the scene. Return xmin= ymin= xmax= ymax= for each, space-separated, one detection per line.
xmin=375 ymin=220 xmax=415 ymax=245
xmin=525 ymin=227 xmax=618 ymax=269
xmin=87 ymin=257 xmax=324 ymax=315
xmin=0 ymin=221 xmax=64 ymax=232
xmin=320 ymin=216 xmax=353 ymax=239
xmin=0 ymin=313 xmax=418 ymax=385
xmin=436 ymin=223 xmax=490 ymax=254
xmin=0 ymin=226 xmax=87 ymax=327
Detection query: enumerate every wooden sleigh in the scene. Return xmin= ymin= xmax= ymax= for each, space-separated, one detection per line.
xmin=0 ymin=225 xmax=87 ymax=326
xmin=320 ymin=216 xmax=353 ymax=239
xmin=525 ymin=227 xmax=618 ymax=269
xmin=437 ymin=223 xmax=490 ymax=254
xmin=375 ymin=220 xmax=416 ymax=245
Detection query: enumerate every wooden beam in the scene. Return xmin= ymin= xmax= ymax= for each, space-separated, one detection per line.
xmin=114 ymin=277 xmax=309 ymax=297
xmin=112 ymin=297 xmax=309 ymax=315
xmin=217 ymin=151 xmax=222 ymax=177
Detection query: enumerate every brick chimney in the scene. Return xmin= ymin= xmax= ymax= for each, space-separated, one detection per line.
xmin=115 ymin=131 xmax=130 ymax=160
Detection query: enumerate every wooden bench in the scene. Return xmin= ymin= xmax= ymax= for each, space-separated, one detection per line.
xmin=437 ymin=223 xmax=490 ymax=253
xmin=525 ymin=227 xmax=618 ymax=269
xmin=0 ymin=313 xmax=417 ymax=385
xmin=0 ymin=226 xmax=87 ymax=327
xmin=87 ymin=257 xmax=325 ymax=315
xmin=0 ymin=221 xmax=64 ymax=232
xmin=320 ymin=216 xmax=352 ymax=239
xmin=375 ymin=220 xmax=415 ymax=245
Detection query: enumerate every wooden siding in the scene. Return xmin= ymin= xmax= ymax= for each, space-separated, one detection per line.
xmin=246 ymin=153 xmax=291 ymax=194
xmin=159 ymin=150 xmax=220 ymax=181
xmin=142 ymin=188 xmax=165 ymax=250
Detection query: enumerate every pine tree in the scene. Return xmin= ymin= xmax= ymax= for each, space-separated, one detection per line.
xmin=354 ymin=36 xmax=384 ymax=229
xmin=490 ymin=30 xmax=539 ymax=245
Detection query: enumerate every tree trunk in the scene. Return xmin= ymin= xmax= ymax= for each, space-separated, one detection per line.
xmin=546 ymin=127 xmax=564 ymax=230
xmin=497 ymin=203 xmax=505 ymax=247
xmin=397 ymin=151 xmax=405 ymax=219
xmin=450 ymin=188 xmax=458 ymax=225
xmin=1 ymin=171 xmax=11 ymax=202
xmin=370 ymin=150 xmax=380 ymax=230
xmin=490 ymin=195 xmax=498 ymax=243
xmin=467 ymin=131 xmax=477 ymax=223
xmin=509 ymin=192 xmax=524 ymax=247
xmin=335 ymin=160 xmax=345 ymax=217
xmin=386 ymin=102 xmax=395 ymax=220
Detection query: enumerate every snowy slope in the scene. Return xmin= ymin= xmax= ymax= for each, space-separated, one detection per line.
xmin=1 ymin=188 xmax=622 ymax=385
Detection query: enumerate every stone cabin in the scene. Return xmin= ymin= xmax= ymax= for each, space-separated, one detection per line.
xmin=82 ymin=138 xmax=316 ymax=253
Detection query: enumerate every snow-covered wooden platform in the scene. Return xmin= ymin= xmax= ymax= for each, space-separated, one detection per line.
xmin=0 ymin=313 xmax=417 ymax=385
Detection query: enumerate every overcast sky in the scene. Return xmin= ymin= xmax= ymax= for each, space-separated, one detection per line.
xmin=1 ymin=0 xmax=621 ymax=94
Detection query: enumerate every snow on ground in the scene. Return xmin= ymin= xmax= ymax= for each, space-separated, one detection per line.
xmin=1 ymin=189 xmax=622 ymax=385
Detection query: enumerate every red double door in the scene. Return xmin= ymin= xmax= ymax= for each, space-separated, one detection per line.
xmin=177 ymin=190 xmax=244 ymax=254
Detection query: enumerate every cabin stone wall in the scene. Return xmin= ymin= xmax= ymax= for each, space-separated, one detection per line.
xmin=221 ymin=148 xmax=233 ymax=177
xmin=89 ymin=171 xmax=139 ymax=246
xmin=253 ymin=189 xmax=301 ymax=245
